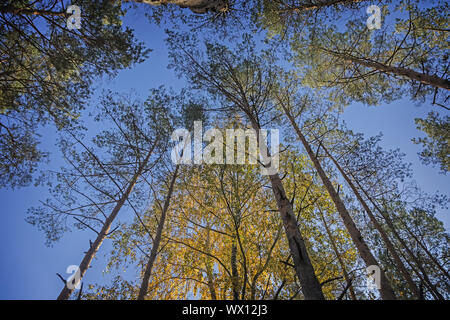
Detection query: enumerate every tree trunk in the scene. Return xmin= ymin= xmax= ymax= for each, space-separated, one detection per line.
xmin=131 ymin=0 xmax=229 ymax=13
xmin=247 ymin=116 xmax=325 ymax=300
xmin=324 ymin=49 xmax=450 ymax=90
xmin=250 ymin=227 xmax=282 ymax=299
xmin=281 ymin=107 xmax=396 ymax=300
xmin=231 ymin=240 xmax=240 ymax=300
xmin=318 ymin=210 xmax=357 ymax=300
xmin=321 ymin=143 xmax=421 ymax=298
xmin=57 ymin=151 xmax=153 ymax=300
xmin=205 ymin=226 xmax=217 ymax=300
xmin=137 ymin=164 xmax=180 ymax=300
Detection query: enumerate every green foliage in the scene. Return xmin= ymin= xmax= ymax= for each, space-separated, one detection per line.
xmin=413 ymin=112 xmax=450 ymax=173
xmin=0 ymin=0 xmax=150 ymax=187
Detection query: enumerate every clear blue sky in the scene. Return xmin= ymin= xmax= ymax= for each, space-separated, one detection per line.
xmin=0 ymin=7 xmax=448 ymax=300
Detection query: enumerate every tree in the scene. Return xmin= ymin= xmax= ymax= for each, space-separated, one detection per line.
xmin=27 ymin=89 xmax=176 ymax=299
xmin=289 ymin=1 xmax=449 ymax=104
xmin=285 ymin=1 xmax=449 ymax=170
xmin=137 ymin=101 xmax=205 ymax=300
xmin=137 ymin=162 xmax=181 ymax=300
xmin=317 ymin=132 xmax=421 ymax=298
xmin=167 ymin=33 xmax=326 ymax=299
xmin=413 ymin=112 xmax=449 ymax=173
xmin=274 ymin=90 xmax=397 ymax=299
xmin=321 ymin=124 xmax=449 ymax=299
xmin=0 ymin=0 xmax=149 ymax=187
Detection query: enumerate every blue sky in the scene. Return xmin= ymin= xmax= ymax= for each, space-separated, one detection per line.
xmin=0 ymin=6 xmax=448 ymax=300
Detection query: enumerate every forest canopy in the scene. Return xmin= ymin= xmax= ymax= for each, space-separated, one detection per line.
xmin=0 ymin=0 xmax=448 ymax=301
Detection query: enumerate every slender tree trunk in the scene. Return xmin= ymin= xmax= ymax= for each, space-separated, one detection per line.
xmin=321 ymin=143 xmax=421 ymax=298
xmin=231 ymin=240 xmax=240 ymax=300
xmin=323 ymin=49 xmax=450 ymax=90
xmin=137 ymin=164 xmax=180 ymax=300
xmin=281 ymin=107 xmax=396 ymax=300
xmin=318 ymin=210 xmax=357 ymax=300
xmin=205 ymin=226 xmax=217 ymax=300
xmin=57 ymin=151 xmax=153 ymax=300
xmin=247 ymin=116 xmax=325 ymax=300
xmin=206 ymin=264 xmax=217 ymax=300
xmin=230 ymin=173 xmax=249 ymax=300
xmin=250 ymin=227 xmax=282 ymax=299
xmin=236 ymin=232 xmax=249 ymax=300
